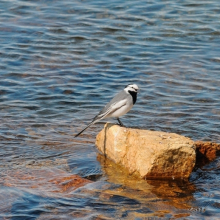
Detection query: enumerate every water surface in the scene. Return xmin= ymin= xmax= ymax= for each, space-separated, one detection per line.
xmin=0 ymin=0 xmax=220 ymax=219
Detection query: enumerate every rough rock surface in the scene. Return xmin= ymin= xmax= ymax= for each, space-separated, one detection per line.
xmin=194 ymin=141 xmax=220 ymax=166
xmin=96 ymin=123 xmax=196 ymax=179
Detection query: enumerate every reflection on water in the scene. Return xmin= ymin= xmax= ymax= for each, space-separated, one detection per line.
xmin=0 ymin=0 xmax=220 ymax=218
xmin=97 ymin=154 xmax=198 ymax=218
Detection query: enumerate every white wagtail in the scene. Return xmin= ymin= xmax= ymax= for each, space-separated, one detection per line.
xmin=75 ymin=84 xmax=139 ymax=137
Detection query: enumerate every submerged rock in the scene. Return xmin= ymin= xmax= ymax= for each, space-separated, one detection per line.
xmin=2 ymin=168 xmax=92 ymax=197
xmin=96 ymin=123 xmax=196 ymax=179
xmin=195 ymin=141 xmax=220 ymax=166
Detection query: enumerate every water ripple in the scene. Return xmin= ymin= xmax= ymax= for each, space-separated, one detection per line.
xmin=0 ymin=0 xmax=220 ymax=218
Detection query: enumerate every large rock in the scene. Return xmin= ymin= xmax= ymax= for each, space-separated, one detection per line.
xmin=96 ymin=123 xmax=196 ymax=179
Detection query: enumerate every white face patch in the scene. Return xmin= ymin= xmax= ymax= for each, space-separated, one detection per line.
xmin=124 ymin=84 xmax=139 ymax=93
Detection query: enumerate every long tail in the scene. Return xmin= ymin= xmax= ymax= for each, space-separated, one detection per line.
xmin=74 ymin=121 xmax=94 ymax=138
xmin=74 ymin=113 xmax=107 ymax=138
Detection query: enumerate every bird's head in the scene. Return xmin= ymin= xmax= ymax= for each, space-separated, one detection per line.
xmin=124 ymin=84 xmax=139 ymax=93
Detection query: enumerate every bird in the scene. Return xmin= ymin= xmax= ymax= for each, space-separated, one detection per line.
xmin=74 ymin=84 xmax=139 ymax=137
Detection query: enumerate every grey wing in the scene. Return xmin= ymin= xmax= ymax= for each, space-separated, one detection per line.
xmin=92 ymin=90 xmax=129 ymax=122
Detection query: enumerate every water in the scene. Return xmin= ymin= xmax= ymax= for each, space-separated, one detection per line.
xmin=0 ymin=0 xmax=220 ymax=219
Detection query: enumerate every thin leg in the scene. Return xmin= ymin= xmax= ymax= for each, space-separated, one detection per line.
xmin=117 ymin=118 xmax=125 ymax=127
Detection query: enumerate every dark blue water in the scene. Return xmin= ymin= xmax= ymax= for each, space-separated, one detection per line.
xmin=0 ymin=0 xmax=220 ymax=219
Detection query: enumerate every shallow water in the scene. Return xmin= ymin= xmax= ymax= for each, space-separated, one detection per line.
xmin=0 ymin=0 xmax=220 ymax=219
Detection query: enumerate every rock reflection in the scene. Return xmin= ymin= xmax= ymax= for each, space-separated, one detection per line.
xmin=97 ymin=153 xmax=197 ymax=218
xmin=146 ymin=179 xmax=196 ymax=210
